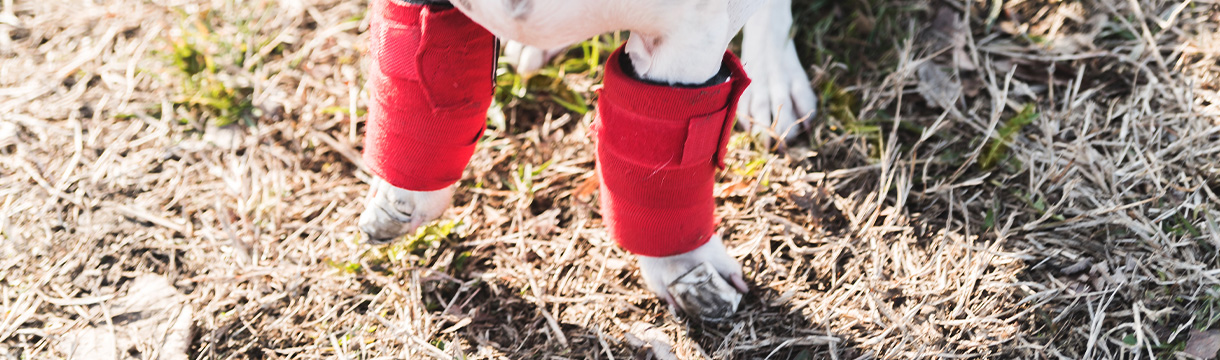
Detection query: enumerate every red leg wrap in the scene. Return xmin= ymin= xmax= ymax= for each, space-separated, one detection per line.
xmin=596 ymin=47 xmax=751 ymax=257
xmin=363 ymin=0 xmax=495 ymax=191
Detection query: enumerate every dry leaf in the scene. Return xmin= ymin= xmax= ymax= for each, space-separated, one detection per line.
xmin=1184 ymin=329 xmax=1220 ymax=359
xmin=917 ymin=63 xmax=961 ymax=109
xmin=55 ymin=274 xmax=192 ymax=360
xmin=715 ymin=179 xmax=754 ymax=198
xmin=1060 ymin=258 xmax=1093 ymax=275
xmin=573 ymin=172 xmax=599 ymax=201
xmin=929 ymin=7 xmax=977 ymax=71
xmin=624 ymin=322 xmax=678 ymax=360
xmin=525 ymin=208 xmax=561 ymax=234
xmin=667 ymin=263 xmax=742 ymax=322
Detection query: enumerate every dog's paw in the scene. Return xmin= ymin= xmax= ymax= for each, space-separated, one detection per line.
xmin=501 ymin=40 xmax=565 ymax=77
xmin=358 ymin=177 xmax=454 ymax=244
xmin=636 ymin=235 xmax=749 ymax=320
xmin=737 ymin=0 xmax=817 ymax=146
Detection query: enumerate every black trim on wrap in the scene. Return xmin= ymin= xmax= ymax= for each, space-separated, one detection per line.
xmin=619 ymin=50 xmax=733 ymax=88
xmin=395 ymin=0 xmax=453 ymax=9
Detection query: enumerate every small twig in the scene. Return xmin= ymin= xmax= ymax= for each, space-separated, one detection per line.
xmin=106 ymin=202 xmax=186 ymax=234
xmin=215 ymin=202 xmax=253 ymax=265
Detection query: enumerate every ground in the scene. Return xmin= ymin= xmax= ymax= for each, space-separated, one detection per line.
xmin=1 ymin=0 xmax=1219 ymax=359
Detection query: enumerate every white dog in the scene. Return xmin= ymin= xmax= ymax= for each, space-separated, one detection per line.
xmin=359 ymin=0 xmax=816 ymax=318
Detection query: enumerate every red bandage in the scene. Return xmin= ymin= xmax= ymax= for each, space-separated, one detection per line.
xmin=363 ymin=0 xmax=495 ymax=191
xmin=596 ymin=47 xmax=751 ymax=257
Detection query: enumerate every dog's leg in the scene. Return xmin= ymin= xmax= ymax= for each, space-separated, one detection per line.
xmin=359 ymin=177 xmax=455 ymax=242
xmin=596 ymin=0 xmax=766 ymax=317
xmin=501 ymin=40 xmax=568 ymax=77
xmin=358 ymin=0 xmax=495 ymax=243
xmin=441 ymin=0 xmax=765 ymax=318
xmin=737 ymin=0 xmax=818 ymax=145
xmin=598 ymin=48 xmax=748 ymax=317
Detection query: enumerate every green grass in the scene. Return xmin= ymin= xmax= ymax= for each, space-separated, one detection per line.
xmin=792 ymin=0 xmax=926 ymax=160
xmin=349 ymin=219 xmax=466 ymax=277
xmin=491 ymin=33 xmax=622 ymax=126
xmin=793 ymin=0 xmax=923 ymax=80
xmin=161 ymin=4 xmax=267 ymax=128
xmin=979 ymin=103 xmax=1038 ymax=171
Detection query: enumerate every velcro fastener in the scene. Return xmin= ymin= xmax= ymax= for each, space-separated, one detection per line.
xmin=715 ymin=71 xmax=749 ymax=168
xmin=681 ymin=111 xmax=727 ymax=167
xmin=375 ymin=22 xmax=422 ymax=81
xmin=416 ymin=8 xmax=495 ymax=109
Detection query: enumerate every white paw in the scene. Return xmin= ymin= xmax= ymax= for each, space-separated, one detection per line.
xmin=636 ymin=235 xmax=749 ymax=319
xmin=737 ymin=0 xmax=817 ymax=145
xmin=501 ymin=40 xmax=565 ymax=77
xmin=357 ymin=177 xmax=454 ymax=244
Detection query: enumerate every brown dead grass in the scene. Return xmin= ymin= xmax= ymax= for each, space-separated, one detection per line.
xmin=1 ymin=0 xmax=1218 ymax=359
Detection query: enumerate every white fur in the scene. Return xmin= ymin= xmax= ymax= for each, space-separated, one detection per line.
xmin=738 ymin=0 xmax=818 ymax=144
xmin=358 ymin=178 xmax=453 ymax=243
xmin=636 ymin=235 xmax=749 ymax=311
xmin=501 ymin=40 xmax=555 ymax=78
xmin=364 ymin=0 xmax=820 ymax=314
xmin=456 ymin=0 xmax=761 ymax=83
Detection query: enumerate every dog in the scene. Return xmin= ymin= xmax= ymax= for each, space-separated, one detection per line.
xmin=357 ymin=0 xmax=816 ymax=319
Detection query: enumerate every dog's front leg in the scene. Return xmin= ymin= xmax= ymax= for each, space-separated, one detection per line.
xmin=738 ymin=0 xmax=818 ymax=145
xmin=358 ymin=0 xmax=495 ymax=243
xmin=359 ymin=178 xmax=455 ymax=242
xmin=597 ymin=1 xmax=762 ymax=319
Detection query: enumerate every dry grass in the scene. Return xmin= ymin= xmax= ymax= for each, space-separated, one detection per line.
xmin=1 ymin=0 xmax=1218 ymax=359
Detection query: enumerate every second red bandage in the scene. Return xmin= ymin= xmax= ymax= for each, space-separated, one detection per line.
xmin=363 ymin=0 xmax=495 ymax=191
xmin=596 ymin=47 xmax=751 ymax=258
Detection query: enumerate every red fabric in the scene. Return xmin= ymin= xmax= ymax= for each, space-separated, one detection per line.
xmin=363 ymin=0 xmax=495 ymax=191
xmin=596 ymin=47 xmax=751 ymax=257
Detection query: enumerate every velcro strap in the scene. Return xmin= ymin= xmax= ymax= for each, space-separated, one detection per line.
xmin=373 ymin=19 xmax=422 ymax=81
xmin=682 ymin=111 xmax=729 ymax=166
